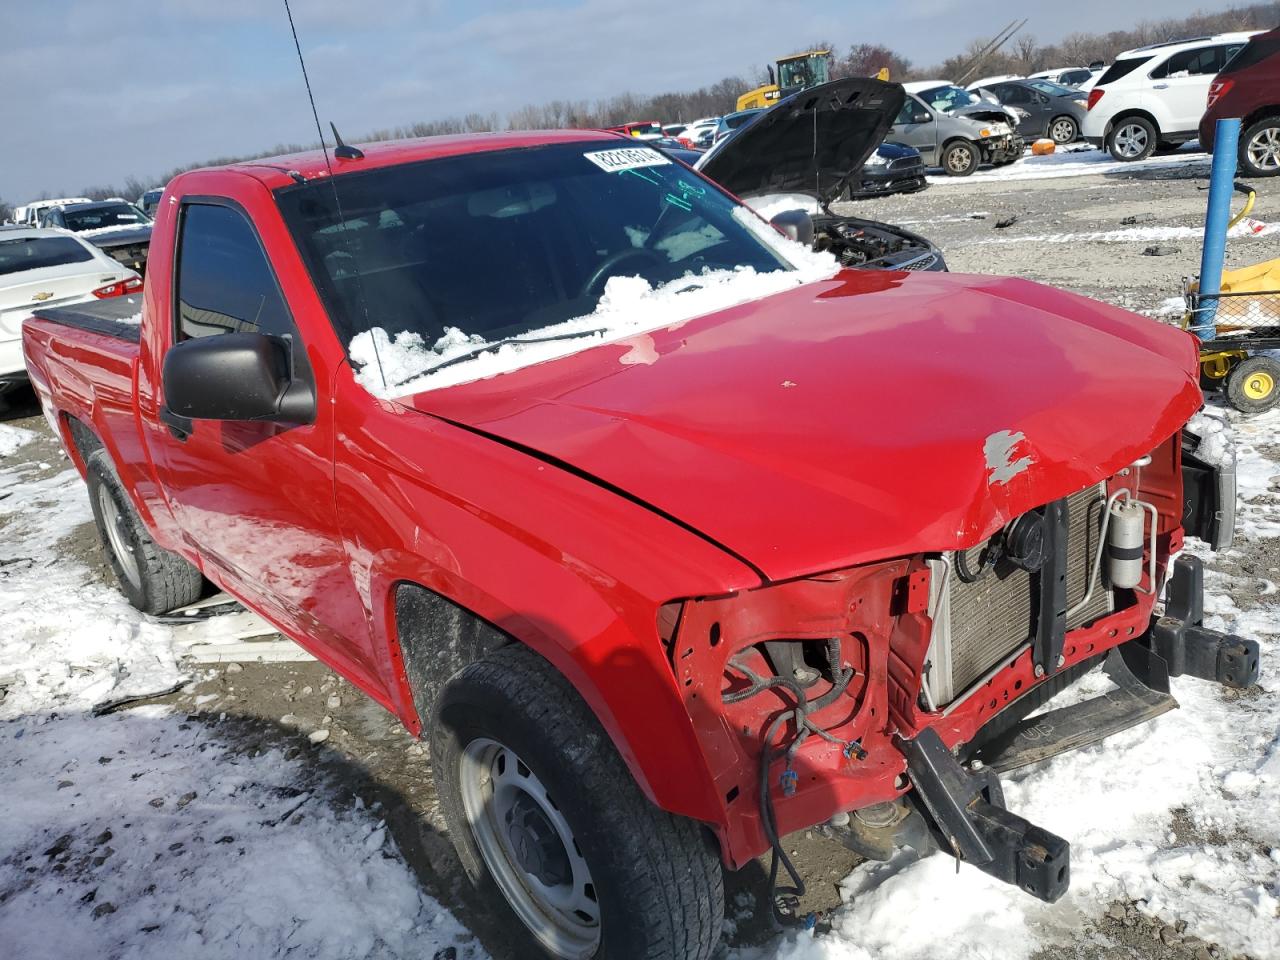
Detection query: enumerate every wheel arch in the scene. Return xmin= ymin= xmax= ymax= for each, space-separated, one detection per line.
xmin=1106 ymin=109 xmax=1161 ymax=139
xmin=378 ymin=572 xmax=728 ymax=834
xmin=1241 ymin=106 xmax=1280 ymax=130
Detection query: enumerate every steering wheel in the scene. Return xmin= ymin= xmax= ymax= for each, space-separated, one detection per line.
xmin=579 ymin=248 xmax=665 ymax=299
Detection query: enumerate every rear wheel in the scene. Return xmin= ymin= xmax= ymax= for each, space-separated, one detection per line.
xmin=1107 ymin=117 xmax=1157 ymax=162
xmin=941 ymin=140 xmax=979 ymax=176
xmin=1226 ymin=356 xmax=1280 ymax=414
xmin=1240 ymin=116 xmax=1280 ymax=177
xmin=1048 ymin=115 xmax=1078 ymax=144
xmin=85 ymin=449 xmax=204 ymax=615
xmin=431 ymin=644 xmax=724 ymax=960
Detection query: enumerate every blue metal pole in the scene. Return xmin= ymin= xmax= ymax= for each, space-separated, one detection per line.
xmin=1191 ymin=117 xmax=1242 ymax=339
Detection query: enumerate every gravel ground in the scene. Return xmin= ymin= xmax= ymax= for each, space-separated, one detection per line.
xmin=3 ymin=146 xmax=1277 ymax=960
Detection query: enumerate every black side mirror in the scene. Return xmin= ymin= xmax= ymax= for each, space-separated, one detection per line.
xmin=769 ymin=208 xmax=815 ymax=247
xmin=162 ymin=332 xmax=314 ymax=424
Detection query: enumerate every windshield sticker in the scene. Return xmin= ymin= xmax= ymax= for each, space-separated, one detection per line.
xmin=584 ymin=148 xmax=672 ymax=173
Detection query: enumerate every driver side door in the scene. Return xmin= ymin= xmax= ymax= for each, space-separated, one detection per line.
xmin=148 ymin=198 xmax=377 ymax=682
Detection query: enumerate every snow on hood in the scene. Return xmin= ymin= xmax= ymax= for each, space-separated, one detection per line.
xmin=349 ymin=208 xmax=839 ymax=397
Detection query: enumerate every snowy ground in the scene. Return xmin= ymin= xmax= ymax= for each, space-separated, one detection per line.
xmin=3 ymin=148 xmax=1280 ymax=960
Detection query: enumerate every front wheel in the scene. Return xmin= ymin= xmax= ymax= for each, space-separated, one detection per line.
xmin=941 ymin=140 xmax=979 ymax=176
xmin=1240 ymin=116 xmax=1280 ymax=177
xmin=1107 ymin=117 xmax=1157 ymax=161
xmin=1049 ymin=115 xmax=1078 ymax=145
xmin=431 ymin=644 xmax=724 ymax=960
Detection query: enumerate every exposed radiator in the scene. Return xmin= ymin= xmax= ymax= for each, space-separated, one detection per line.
xmin=926 ymin=483 xmax=1113 ymax=705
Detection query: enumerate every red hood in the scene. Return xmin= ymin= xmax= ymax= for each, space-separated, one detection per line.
xmin=407 ymin=270 xmax=1201 ymax=582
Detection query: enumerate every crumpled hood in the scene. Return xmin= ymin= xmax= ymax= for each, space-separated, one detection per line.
xmin=408 ymin=271 xmax=1201 ymax=582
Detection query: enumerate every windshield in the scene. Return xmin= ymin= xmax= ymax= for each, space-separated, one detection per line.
xmin=0 ymin=235 xmax=94 ymax=276
xmin=778 ymin=56 xmax=826 ymax=90
xmin=1026 ymin=79 xmax=1075 ymax=96
xmin=276 ymin=141 xmax=826 ymax=394
xmin=917 ymin=85 xmax=981 ymax=113
xmin=62 ymin=203 xmax=150 ymax=232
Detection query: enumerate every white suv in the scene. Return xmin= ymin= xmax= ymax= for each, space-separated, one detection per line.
xmin=1082 ymin=32 xmax=1258 ymax=161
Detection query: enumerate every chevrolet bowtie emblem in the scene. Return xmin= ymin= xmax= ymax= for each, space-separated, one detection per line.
xmin=31 ymin=291 xmax=54 ymax=301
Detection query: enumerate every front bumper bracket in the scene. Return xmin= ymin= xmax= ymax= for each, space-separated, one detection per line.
xmin=898 ymin=727 xmax=1070 ymax=903
xmin=1155 ymin=555 xmax=1260 ymax=688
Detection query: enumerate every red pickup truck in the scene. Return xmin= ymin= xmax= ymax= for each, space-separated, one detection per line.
xmin=22 ymin=121 xmax=1257 ymax=960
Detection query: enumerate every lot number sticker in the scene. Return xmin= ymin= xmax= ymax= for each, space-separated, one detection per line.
xmin=584 ymin=148 xmax=672 ymax=173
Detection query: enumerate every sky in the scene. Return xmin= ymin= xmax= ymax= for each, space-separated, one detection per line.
xmin=0 ymin=0 xmax=1222 ymax=202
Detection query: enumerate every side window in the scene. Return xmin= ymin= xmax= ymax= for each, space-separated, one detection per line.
xmin=1152 ymin=46 xmax=1218 ymax=79
xmin=895 ymin=98 xmax=929 ymax=125
xmin=175 ymin=203 xmax=292 ymax=341
xmin=997 ymin=84 xmax=1031 ymax=104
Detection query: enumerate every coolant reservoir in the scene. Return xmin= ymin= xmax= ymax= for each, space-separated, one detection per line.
xmin=1107 ymin=500 xmax=1146 ymax=589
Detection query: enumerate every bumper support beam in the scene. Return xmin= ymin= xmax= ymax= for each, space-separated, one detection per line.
xmin=898 ymin=728 xmax=1070 ymax=903
xmin=1154 ymin=556 xmax=1260 ymax=688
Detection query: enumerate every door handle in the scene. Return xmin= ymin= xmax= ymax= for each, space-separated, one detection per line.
xmin=160 ymin=405 xmax=194 ymax=441
xmin=1153 ymin=83 xmax=1169 ymax=89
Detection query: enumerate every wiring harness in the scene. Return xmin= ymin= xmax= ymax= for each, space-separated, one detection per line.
xmin=723 ymin=638 xmax=865 ymax=922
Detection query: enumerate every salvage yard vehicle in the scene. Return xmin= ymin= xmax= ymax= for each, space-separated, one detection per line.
xmin=1028 ymin=66 xmax=1095 ymax=87
xmin=736 ymin=49 xmax=831 ymax=111
xmin=1082 ymin=32 xmax=1258 ymax=162
xmin=698 ymin=80 xmax=943 ymax=269
xmin=38 ymin=199 xmax=153 ymax=276
xmin=897 ymin=81 xmax=1024 ymax=174
xmin=0 ymin=225 xmax=140 ymax=403
xmin=973 ymin=78 xmax=1086 ymax=144
xmin=844 ymin=141 xmax=928 ymax=199
xmin=11 ymin=197 xmax=92 ymax=228
xmin=1199 ymin=26 xmax=1280 ymax=177
xmin=21 ymin=116 xmax=1258 ymax=960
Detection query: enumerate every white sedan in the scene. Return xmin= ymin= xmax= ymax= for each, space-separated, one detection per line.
xmin=1 ymin=226 xmax=141 ymax=398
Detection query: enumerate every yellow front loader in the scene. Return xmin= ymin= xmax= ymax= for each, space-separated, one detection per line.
xmin=736 ymin=50 xmax=833 ymax=112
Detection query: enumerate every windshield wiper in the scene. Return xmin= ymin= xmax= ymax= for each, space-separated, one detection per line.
xmin=391 ymin=327 xmax=608 ymax=390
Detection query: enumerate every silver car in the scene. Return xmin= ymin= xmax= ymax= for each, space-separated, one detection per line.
xmin=892 ymin=82 xmax=1024 ymax=176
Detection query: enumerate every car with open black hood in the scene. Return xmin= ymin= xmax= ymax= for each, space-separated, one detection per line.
xmin=696 ymin=77 xmax=945 ymax=271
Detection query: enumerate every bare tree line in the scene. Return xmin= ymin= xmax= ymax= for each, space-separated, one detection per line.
xmin=3 ymin=2 xmax=1276 ymax=218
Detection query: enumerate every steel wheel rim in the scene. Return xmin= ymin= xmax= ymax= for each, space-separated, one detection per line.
xmin=1115 ymin=123 xmax=1149 ymax=158
xmin=98 ymin=486 xmax=140 ymax=589
xmin=460 ymin=738 xmax=601 ymax=959
xmin=946 ymin=146 xmax=973 ymax=173
xmin=1244 ymin=370 xmax=1275 ymax=400
xmin=1246 ymin=127 xmax=1280 ymax=171
xmin=1051 ymin=118 xmax=1076 ymax=143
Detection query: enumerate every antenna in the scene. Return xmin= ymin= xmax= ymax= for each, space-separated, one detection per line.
xmin=282 ymin=0 xmax=385 ymax=388
xmin=330 ymin=122 xmax=365 ymax=161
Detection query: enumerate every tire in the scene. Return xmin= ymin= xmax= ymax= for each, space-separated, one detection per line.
xmin=1226 ymin=356 xmax=1280 ymax=414
xmin=1048 ymin=115 xmax=1078 ymax=145
xmin=1239 ymin=116 xmax=1280 ymax=177
xmin=431 ymin=644 xmax=724 ymax=960
xmin=85 ymin=449 xmax=204 ymax=615
xmin=1107 ymin=116 xmax=1157 ymax=162
xmin=941 ymin=140 xmax=979 ymax=176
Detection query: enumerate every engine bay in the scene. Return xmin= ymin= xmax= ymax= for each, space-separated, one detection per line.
xmin=812 ymin=214 xmax=943 ymax=271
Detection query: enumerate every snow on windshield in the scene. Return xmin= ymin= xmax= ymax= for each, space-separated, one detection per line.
xmin=349 ymin=208 xmax=838 ymax=398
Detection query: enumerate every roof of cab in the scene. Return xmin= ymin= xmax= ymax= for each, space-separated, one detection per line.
xmin=209 ymin=129 xmax=625 ymax=190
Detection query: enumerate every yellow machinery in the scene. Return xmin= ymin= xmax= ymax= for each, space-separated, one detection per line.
xmin=736 ymin=50 xmax=832 ymax=112
xmin=1183 ymin=183 xmax=1280 ymax=413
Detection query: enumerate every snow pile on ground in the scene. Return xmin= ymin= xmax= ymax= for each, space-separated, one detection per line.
xmin=927 ymin=144 xmax=1210 ymax=185
xmin=0 ymin=451 xmax=482 ymax=959
xmin=0 ymin=423 xmax=37 ymax=459
xmin=975 ymin=218 xmax=1278 ymax=246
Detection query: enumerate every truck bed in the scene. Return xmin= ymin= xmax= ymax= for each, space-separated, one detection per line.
xmin=32 ymin=294 xmax=143 ymax=344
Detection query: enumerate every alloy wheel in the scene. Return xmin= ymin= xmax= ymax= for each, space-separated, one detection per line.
xmin=460 ymin=738 xmax=601 ymax=959
xmin=1246 ymin=126 xmax=1280 ymax=173
xmin=1114 ymin=123 xmax=1149 ymax=159
xmin=1050 ymin=118 xmax=1077 ymax=144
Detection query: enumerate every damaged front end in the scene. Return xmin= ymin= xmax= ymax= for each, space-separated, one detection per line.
xmin=663 ymin=427 xmax=1258 ymax=904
